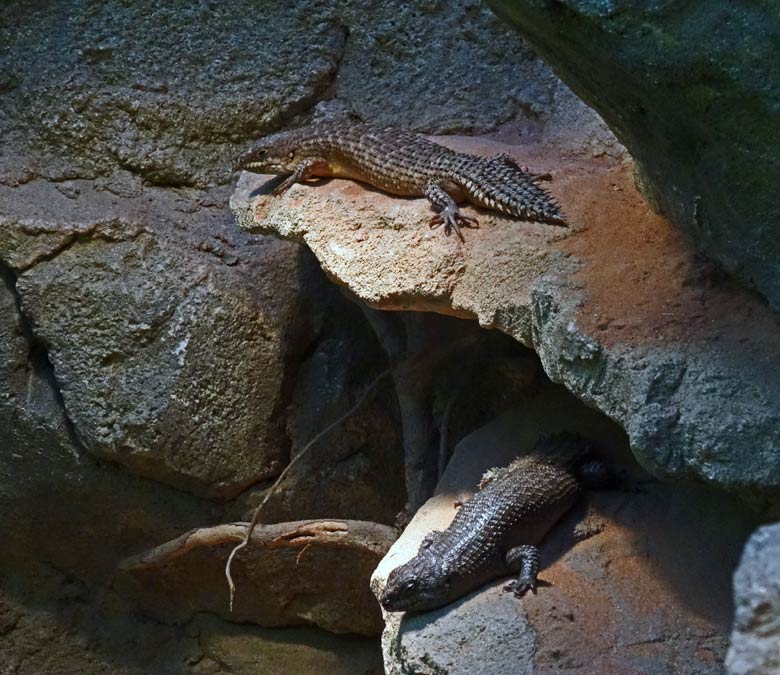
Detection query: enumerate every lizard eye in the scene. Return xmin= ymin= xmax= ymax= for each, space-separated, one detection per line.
xmin=288 ymin=150 xmax=295 ymax=160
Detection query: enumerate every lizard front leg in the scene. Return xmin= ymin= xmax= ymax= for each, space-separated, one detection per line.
xmin=272 ymin=157 xmax=330 ymax=196
xmin=424 ymin=183 xmax=479 ymax=242
xmin=503 ymin=544 xmax=540 ymax=597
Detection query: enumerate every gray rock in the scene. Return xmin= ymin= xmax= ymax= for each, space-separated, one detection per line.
xmin=238 ymin=302 xmax=406 ymax=525
xmin=0 ymin=1 xmax=345 ymax=187
xmin=0 ymin=171 xmax=408 ymax=638
xmin=332 ymin=0 xmax=558 ymax=134
xmin=0 ymin=575 xmax=383 ymax=675
xmin=727 ymin=523 xmax=780 ymax=675
xmin=533 ymin=277 xmax=780 ymax=508
xmin=486 ymin=0 xmax=780 ymax=308
xmin=388 ymin=584 xmax=537 ymax=675
xmin=0 ymin=261 xmax=215 ymax=581
xmin=0 ymin=0 xmax=570 ymax=189
xmin=0 ymin=180 xmax=316 ymax=499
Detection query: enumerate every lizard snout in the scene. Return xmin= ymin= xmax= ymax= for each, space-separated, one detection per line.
xmin=235 ymin=147 xmax=267 ymax=172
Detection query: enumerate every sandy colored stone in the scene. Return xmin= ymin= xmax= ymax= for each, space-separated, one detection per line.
xmin=116 ymin=519 xmax=397 ymax=636
xmin=232 ymin=131 xmax=780 ymax=508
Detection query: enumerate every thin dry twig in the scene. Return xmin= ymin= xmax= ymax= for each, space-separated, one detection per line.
xmin=225 ymin=367 xmax=392 ymax=610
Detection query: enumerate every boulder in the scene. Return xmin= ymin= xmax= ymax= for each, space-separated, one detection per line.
xmin=0 ymin=577 xmax=383 ymax=675
xmin=0 ymin=262 xmax=214 ymax=581
xmin=0 ymin=179 xmax=315 ymax=499
xmin=116 ymin=519 xmax=397 ymax=636
xmin=487 ymin=0 xmax=780 ymax=308
xmin=0 ymin=0 xmax=568 ymax=188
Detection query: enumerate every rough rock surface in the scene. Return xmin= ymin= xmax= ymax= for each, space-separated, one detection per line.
xmin=0 ymin=0 xmax=565 ymax=189
xmin=372 ymin=386 xmax=759 ymax=674
xmin=234 ymin=301 xmax=406 ymax=524
xmin=727 ymin=523 xmax=780 ymax=675
xmin=486 ymin=0 xmax=780 ymax=308
xmin=116 ymin=520 xmax=396 ymax=636
xmin=0 ymin=175 xmax=403 ymax=669
xmin=0 ymin=267 xmax=216 ymax=582
xmin=0 ymin=576 xmax=382 ymax=675
xmin=233 ymin=129 xmax=780 ymax=509
xmin=4 ymin=0 xmax=774 ymax=672
xmin=192 ymin=615 xmax=384 ymax=675
xmin=1 ymin=0 xmax=588 ymax=668
xmin=0 ymin=180 xmax=317 ymax=499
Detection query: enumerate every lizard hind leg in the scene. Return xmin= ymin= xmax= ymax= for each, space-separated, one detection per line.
xmin=503 ymin=544 xmax=540 ymax=597
xmin=491 ymin=153 xmax=553 ymax=183
xmin=424 ymin=183 xmax=479 ymax=242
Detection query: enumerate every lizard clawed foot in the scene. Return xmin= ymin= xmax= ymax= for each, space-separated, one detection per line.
xmin=504 ymin=576 xmax=537 ymax=598
xmin=429 ymin=208 xmax=479 ymax=242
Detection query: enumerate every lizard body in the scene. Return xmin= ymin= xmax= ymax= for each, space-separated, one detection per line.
xmin=379 ymin=434 xmax=611 ymax=613
xmin=236 ymin=121 xmax=566 ymax=241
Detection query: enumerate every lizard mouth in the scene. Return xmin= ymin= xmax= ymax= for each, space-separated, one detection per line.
xmin=379 ymin=595 xmax=405 ymax=612
xmin=237 ymin=161 xmax=287 ymax=175
xmin=379 ymin=586 xmax=408 ymax=612
xmin=235 ymin=148 xmax=268 ymax=172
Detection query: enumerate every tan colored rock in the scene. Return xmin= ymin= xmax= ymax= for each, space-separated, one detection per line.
xmin=116 ymin=519 xmax=397 ymax=636
xmin=230 ymin=138 xmax=575 ymax=333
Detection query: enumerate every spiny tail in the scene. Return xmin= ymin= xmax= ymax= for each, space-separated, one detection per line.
xmin=460 ymin=155 xmax=567 ymax=226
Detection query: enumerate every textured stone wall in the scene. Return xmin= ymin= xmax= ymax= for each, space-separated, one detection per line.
xmin=487 ymin=0 xmax=780 ymax=308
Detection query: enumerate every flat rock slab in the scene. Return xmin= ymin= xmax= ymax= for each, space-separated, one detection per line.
xmin=116 ymin=519 xmax=397 ymax=636
xmin=232 ymin=133 xmax=780 ymax=508
xmin=371 ymin=387 xmax=759 ymax=674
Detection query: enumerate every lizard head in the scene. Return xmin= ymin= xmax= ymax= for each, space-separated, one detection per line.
xmin=236 ymin=130 xmax=305 ymax=175
xmin=380 ymin=552 xmax=455 ymax=613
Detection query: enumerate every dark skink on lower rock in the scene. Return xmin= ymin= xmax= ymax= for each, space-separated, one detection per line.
xmin=379 ymin=433 xmax=613 ymax=613
xmin=236 ymin=121 xmax=566 ymax=241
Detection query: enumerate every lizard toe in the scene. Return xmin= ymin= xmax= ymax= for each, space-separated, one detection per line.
xmin=448 ymin=217 xmax=465 ymax=242
xmin=458 ymin=213 xmax=480 ymax=229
